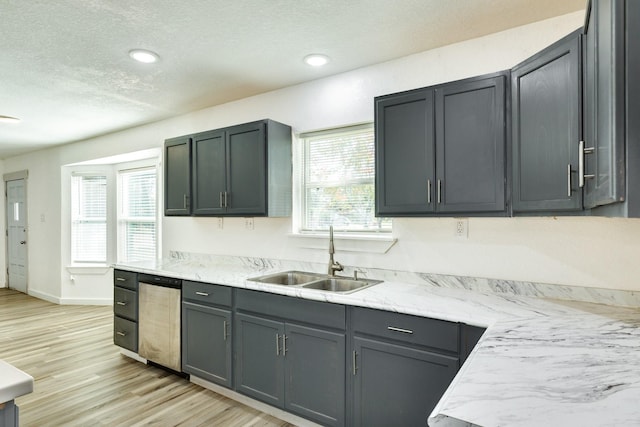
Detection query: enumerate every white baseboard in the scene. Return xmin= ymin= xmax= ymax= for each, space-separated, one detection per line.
xmin=28 ymin=289 xmax=61 ymax=304
xmin=120 ymin=349 xmax=147 ymax=364
xmin=25 ymin=289 xmax=111 ymax=305
xmin=59 ymin=297 xmax=112 ymax=305
xmin=190 ymin=376 xmax=322 ymax=427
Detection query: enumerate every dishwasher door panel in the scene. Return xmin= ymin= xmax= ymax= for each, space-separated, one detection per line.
xmin=138 ymin=283 xmax=181 ymax=371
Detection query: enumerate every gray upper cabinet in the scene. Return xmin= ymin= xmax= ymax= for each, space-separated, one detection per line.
xmin=436 ymin=75 xmax=507 ymax=214
xmin=375 ymin=72 xmax=507 ymax=216
xmin=375 ymin=89 xmax=436 ymax=215
xmin=191 ymin=129 xmax=226 ymax=215
xmin=583 ymin=0 xmax=625 ymax=209
xmin=164 ymin=135 xmax=191 ymax=216
xmin=165 ymin=119 xmax=292 ymax=217
xmin=512 ymin=31 xmax=582 ymax=213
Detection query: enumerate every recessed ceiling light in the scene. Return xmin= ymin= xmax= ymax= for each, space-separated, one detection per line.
xmin=304 ymin=54 xmax=329 ymax=67
xmin=0 ymin=115 xmax=20 ymax=124
xmin=129 ymin=49 xmax=159 ymax=64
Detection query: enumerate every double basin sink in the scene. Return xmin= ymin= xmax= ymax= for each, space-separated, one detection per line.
xmin=248 ymin=271 xmax=382 ymax=294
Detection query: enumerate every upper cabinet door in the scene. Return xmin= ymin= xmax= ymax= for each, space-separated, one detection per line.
xmin=164 ymin=135 xmax=191 ymax=216
xmin=583 ymin=0 xmax=626 ymax=209
xmin=435 ymin=74 xmax=507 ymax=214
xmin=375 ymin=89 xmax=436 ymax=215
xmin=512 ymin=32 xmax=582 ymax=213
xmin=226 ymin=122 xmax=267 ymax=215
xmin=192 ymin=129 xmax=226 ymax=215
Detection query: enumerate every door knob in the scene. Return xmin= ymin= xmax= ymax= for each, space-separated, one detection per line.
xmin=19 ymin=240 xmax=26 ymax=244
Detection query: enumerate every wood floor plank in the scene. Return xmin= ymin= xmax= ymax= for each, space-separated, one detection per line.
xmin=0 ymin=289 xmax=295 ymax=427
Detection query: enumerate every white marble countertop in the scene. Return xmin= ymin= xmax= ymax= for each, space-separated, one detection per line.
xmin=116 ymin=256 xmax=640 ymax=427
xmin=0 ymin=359 xmax=34 ymax=404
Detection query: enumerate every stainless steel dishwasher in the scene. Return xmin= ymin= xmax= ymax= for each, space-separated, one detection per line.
xmin=138 ymin=273 xmax=182 ymax=372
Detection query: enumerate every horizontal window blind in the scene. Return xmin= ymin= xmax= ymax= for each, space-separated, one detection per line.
xmin=119 ymin=168 xmax=157 ymax=262
xmin=71 ymin=174 xmax=107 ymax=263
xmin=302 ymin=126 xmax=391 ymax=233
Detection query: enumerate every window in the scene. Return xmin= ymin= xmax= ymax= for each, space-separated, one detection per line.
xmin=298 ymin=125 xmax=391 ymax=234
xmin=71 ymin=174 xmax=107 ymax=263
xmin=118 ymin=167 xmax=157 ymax=262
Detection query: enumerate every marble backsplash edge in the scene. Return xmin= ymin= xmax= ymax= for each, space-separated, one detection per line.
xmin=169 ymin=251 xmax=640 ymax=308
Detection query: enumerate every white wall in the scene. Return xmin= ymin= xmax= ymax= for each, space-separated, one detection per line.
xmin=7 ymin=11 xmax=637 ymax=303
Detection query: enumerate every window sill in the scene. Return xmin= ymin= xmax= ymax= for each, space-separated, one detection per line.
xmin=66 ymin=265 xmax=111 ymax=275
xmin=287 ymin=233 xmax=397 ymax=254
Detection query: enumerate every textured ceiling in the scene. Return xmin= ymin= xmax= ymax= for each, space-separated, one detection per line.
xmin=0 ymin=0 xmax=586 ymax=159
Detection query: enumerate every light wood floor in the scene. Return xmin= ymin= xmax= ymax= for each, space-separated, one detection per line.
xmin=0 ymin=288 xmax=295 ymax=427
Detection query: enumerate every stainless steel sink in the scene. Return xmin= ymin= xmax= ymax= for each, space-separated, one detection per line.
xmin=248 ymin=271 xmax=382 ymax=294
xmin=301 ymin=277 xmax=382 ymax=294
xmin=248 ymin=271 xmax=326 ymax=286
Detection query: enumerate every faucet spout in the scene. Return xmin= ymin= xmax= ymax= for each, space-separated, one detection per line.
xmin=328 ymin=226 xmax=344 ymax=276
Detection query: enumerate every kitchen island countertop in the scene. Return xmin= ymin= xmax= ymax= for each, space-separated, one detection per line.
xmin=116 ymin=256 xmax=640 ymax=427
xmin=0 ymin=359 xmax=33 ymax=404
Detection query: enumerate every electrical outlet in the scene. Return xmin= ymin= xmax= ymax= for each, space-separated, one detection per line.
xmin=245 ymin=217 xmax=254 ymax=230
xmin=218 ymin=217 xmax=224 ymax=229
xmin=455 ymin=218 xmax=468 ymax=238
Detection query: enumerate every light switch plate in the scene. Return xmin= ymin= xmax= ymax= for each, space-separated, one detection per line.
xmin=245 ymin=217 xmax=254 ymax=230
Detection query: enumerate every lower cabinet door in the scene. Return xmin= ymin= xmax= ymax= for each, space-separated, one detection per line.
xmin=182 ymin=301 xmax=232 ymax=387
xmin=234 ymin=313 xmax=285 ymax=407
xmin=285 ymin=323 xmax=346 ymax=427
xmin=353 ymin=336 xmax=458 ymax=427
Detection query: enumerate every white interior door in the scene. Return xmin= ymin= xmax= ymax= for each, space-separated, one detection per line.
xmin=6 ymin=179 xmax=28 ymax=293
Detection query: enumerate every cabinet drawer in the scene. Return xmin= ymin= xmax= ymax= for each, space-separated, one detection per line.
xmin=351 ymin=307 xmax=458 ymax=352
xmin=114 ymin=316 xmax=138 ymax=352
xmin=114 ymin=286 xmax=137 ymax=321
xmin=114 ymin=269 xmax=138 ymax=291
xmin=236 ymin=289 xmax=345 ymax=330
xmin=183 ymin=281 xmax=232 ymax=307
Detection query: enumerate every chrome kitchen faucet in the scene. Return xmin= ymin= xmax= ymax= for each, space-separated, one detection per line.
xmin=327 ymin=225 xmax=344 ymax=277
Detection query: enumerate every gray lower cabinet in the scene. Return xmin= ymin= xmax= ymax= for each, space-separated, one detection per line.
xmin=350 ymin=307 xmax=459 ymax=427
xmin=182 ymin=281 xmax=232 ymax=387
xmin=113 ymin=269 xmax=138 ymax=352
xmin=0 ymin=400 xmax=18 ymax=427
xmin=512 ymin=30 xmax=582 ymax=213
xmin=234 ymin=290 xmax=346 ymax=427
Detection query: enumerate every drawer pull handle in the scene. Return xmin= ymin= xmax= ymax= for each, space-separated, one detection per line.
xmin=116 ymin=301 xmax=127 ymax=306
xmin=387 ymin=326 xmax=414 ymax=334
xmin=195 ymin=292 xmax=209 ymax=297
xmin=116 ymin=331 xmax=126 ymax=337
xmin=116 ymin=278 xmax=126 ymax=282
xmin=276 ymin=333 xmax=281 ymax=356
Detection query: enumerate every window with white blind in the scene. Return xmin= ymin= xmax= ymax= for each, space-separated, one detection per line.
xmin=299 ymin=125 xmax=391 ymax=234
xmin=71 ymin=174 xmax=107 ymax=263
xmin=118 ymin=167 xmax=157 ymax=262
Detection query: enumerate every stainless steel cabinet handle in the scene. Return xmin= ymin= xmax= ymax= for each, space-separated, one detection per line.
xmin=116 ymin=331 xmax=126 ymax=337
xmin=116 ymin=301 xmax=126 ymax=306
xmin=437 ymin=179 xmax=442 ymax=204
xmin=276 ymin=333 xmax=281 ymax=356
xmin=387 ymin=326 xmax=414 ymax=334
xmin=352 ymin=350 xmax=358 ymax=375
xmin=224 ymin=192 xmax=229 ymax=208
xmin=220 ymin=192 xmax=225 ymax=208
xmin=223 ymin=320 xmax=228 ymax=341
xmin=427 ymin=179 xmax=431 ymax=204
xmin=183 ymin=194 xmax=189 ymax=209
xmin=195 ymin=292 xmax=209 ymax=297
xmin=579 ymin=140 xmax=595 ymax=187
xmin=283 ymin=335 xmax=288 ymax=356
xmin=567 ymin=164 xmax=572 ymax=197
xmin=116 ymin=277 xmax=126 ymax=282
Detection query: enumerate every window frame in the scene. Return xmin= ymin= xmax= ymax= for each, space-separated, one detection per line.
xmin=294 ymin=123 xmax=391 ymax=237
xmin=116 ymin=164 xmax=159 ymax=263
xmin=70 ymin=172 xmax=109 ymax=264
